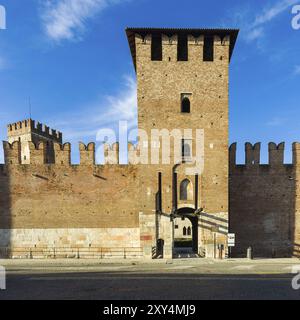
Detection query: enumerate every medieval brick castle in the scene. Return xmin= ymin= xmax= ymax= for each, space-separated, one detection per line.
xmin=0 ymin=28 xmax=299 ymax=259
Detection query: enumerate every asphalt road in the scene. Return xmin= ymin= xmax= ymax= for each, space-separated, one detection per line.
xmin=1 ymin=258 xmax=300 ymax=300
xmin=0 ymin=272 xmax=300 ymax=300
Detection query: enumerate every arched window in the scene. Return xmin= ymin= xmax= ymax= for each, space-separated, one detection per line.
xmin=180 ymin=179 xmax=193 ymax=201
xmin=182 ymin=140 xmax=191 ymax=160
xmin=181 ymin=97 xmax=190 ymax=113
xmin=183 ymin=227 xmax=187 ymax=236
xmin=187 ymin=226 xmax=191 ymax=236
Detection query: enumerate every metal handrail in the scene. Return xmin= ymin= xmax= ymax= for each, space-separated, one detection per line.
xmin=0 ymin=246 xmax=143 ymax=259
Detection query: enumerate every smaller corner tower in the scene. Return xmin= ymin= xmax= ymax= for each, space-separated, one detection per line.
xmin=7 ymin=119 xmax=63 ymax=164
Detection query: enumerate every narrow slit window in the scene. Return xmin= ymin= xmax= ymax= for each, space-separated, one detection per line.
xmin=151 ymin=34 xmax=162 ymax=61
xmin=177 ymin=34 xmax=188 ymax=61
xmin=203 ymin=36 xmax=214 ymax=61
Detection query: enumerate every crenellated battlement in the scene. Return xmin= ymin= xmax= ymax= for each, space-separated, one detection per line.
xmin=4 ymin=140 xmax=300 ymax=167
xmin=128 ymin=142 xmax=141 ymax=165
xmin=54 ymin=142 xmax=71 ymax=165
xmin=136 ymin=33 xmax=230 ymax=63
xmin=7 ymin=119 xmax=62 ymax=143
xmin=230 ymin=142 xmax=300 ymax=169
xmin=104 ymin=142 xmax=119 ymax=164
xmin=3 ymin=141 xmax=21 ymax=164
xmin=269 ymin=142 xmax=285 ymax=166
xmin=245 ymin=142 xmax=261 ymax=165
xmin=1 ymin=140 xmax=143 ymax=166
xmin=79 ymin=142 xmax=95 ymax=165
xmin=28 ymin=141 xmax=46 ymax=165
xmin=126 ymin=28 xmax=238 ymax=70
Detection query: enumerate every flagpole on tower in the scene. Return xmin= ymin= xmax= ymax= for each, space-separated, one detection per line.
xmin=29 ymin=97 xmax=32 ymax=119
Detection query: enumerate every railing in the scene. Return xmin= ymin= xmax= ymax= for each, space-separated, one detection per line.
xmin=0 ymin=247 xmax=143 ymax=259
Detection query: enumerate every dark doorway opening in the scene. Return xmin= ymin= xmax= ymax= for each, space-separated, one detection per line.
xmin=174 ymin=207 xmax=198 ymax=255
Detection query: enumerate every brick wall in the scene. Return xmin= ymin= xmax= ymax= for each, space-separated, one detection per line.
xmin=0 ymin=164 xmax=139 ymax=230
xmin=229 ymin=142 xmax=300 ymax=258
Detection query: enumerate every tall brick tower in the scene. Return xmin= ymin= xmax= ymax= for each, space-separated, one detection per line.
xmin=126 ymin=28 xmax=238 ymax=258
xmin=7 ymin=119 xmax=62 ymax=164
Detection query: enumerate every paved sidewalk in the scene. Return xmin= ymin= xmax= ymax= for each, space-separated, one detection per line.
xmin=1 ymin=258 xmax=300 ymax=275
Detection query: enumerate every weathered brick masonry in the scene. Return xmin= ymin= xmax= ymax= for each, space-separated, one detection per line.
xmin=0 ymin=142 xmax=140 ymax=253
xmin=229 ymin=142 xmax=300 ymax=258
xmin=1 ymin=27 xmax=299 ymax=259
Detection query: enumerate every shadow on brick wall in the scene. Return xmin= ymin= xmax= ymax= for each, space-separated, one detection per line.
xmin=0 ymin=164 xmax=11 ymax=258
xmin=229 ymin=142 xmax=298 ymax=258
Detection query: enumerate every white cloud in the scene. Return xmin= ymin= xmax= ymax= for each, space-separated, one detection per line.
xmin=226 ymin=0 xmax=298 ymax=43
xmin=48 ymin=75 xmax=137 ymax=164
xmin=244 ymin=27 xmax=264 ymax=42
xmin=252 ymin=0 xmax=298 ymax=27
xmin=53 ymin=75 xmax=137 ymax=141
xmin=0 ymin=76 xmax=137 ymax=164
xmin=40 ymin=0 xmax=124 ymax=42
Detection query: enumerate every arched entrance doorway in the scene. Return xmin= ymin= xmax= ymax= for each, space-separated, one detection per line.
xmin=173 ymin=207 xmax=198 ymax=255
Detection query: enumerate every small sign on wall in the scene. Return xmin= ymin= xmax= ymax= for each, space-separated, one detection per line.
xmin=228 ymin=233 xmax=235 ymax=247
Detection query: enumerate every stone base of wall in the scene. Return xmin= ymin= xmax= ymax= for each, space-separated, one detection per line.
xmin=232 ymin=241 xmax=293 ymax=258
xmin=0 ymin=228 xmax=141 ymax=259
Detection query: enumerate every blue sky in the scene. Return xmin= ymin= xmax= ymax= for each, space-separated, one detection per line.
xmin=0 ymin=0 xmax=300 ymax=164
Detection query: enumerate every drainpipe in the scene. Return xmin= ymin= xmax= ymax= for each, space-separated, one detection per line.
xmin=194 ymin=174 xmax=199 ymax=211
xmin=172 ymin=170 xmax=178 ymax=219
